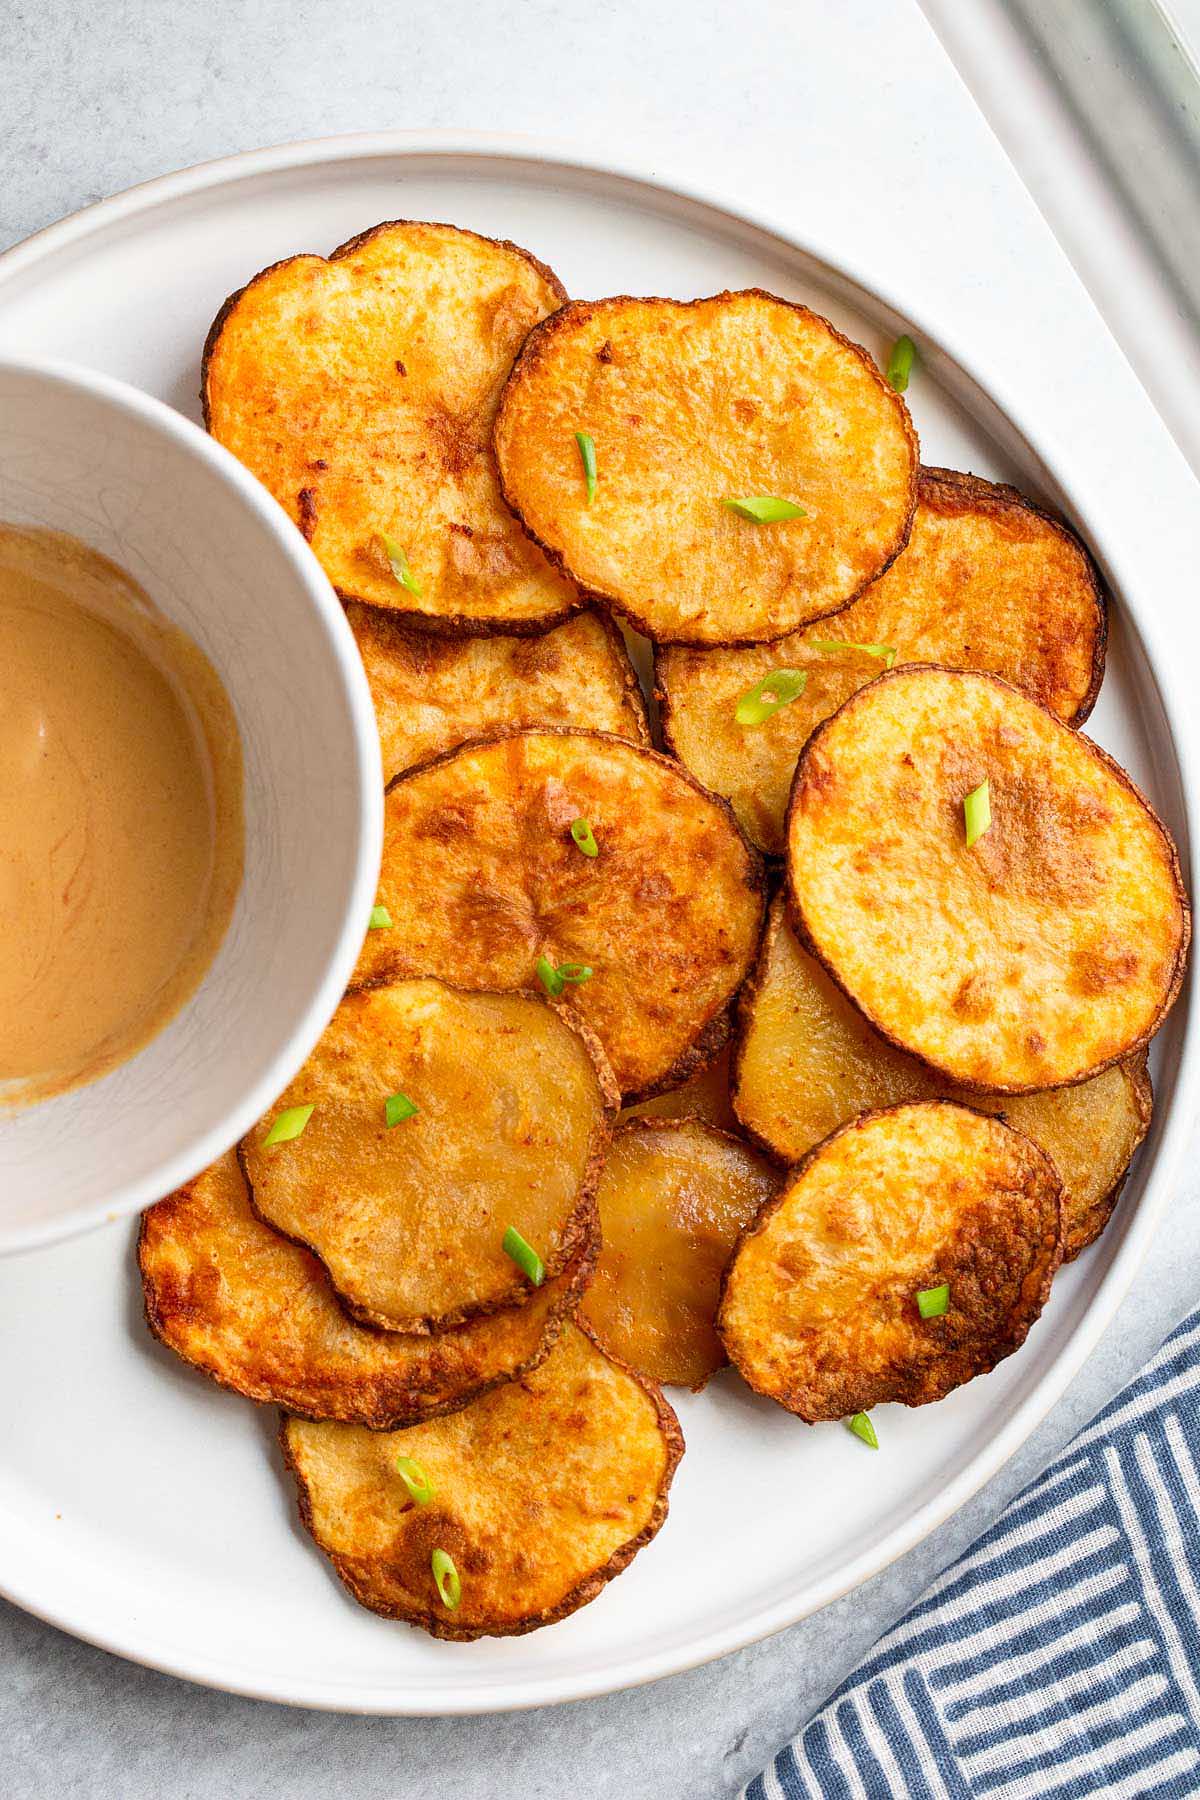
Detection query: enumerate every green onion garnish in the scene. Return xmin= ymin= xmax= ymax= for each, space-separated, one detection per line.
xmin=535 ymin=956 xmax=593 ymax=997
xmin=570 ymin=817 xmax=599 ymax=858
xmin=735 ymin=669 xmax=807 ymax=726
xmin=385 ymin=1091 xmax=418 ymax=1128
xmin=847 ymin=1412 xmax=879 ymax=1450
xmin=380 ymin=534 xmax=423 ymax=598
xmin=917 ymin=1283 xmax=950 ymax=1319
xmin=723 ymin=496 xmax=806 ymax=523
xmin=886 ymin=335 xmax=916 ymax=392
xmin=262 ymin=1104 xmax=314 ymax=1146
xmin=396 ymin=1456 xmax=435 ymax=1506
xmin=369 ymin=904 xmax=393 ymax=929
xmin=808 ymin=638 xmax=898 ymax=669
xmin=575 ymin=431 xmax=597 ymax=503
xmin=431 ymin=1547 xmax=461 ymax=1610
xmin=964 ymin=779 xmax=991 ymax=848
xmin=503 ymin=1224 xmax=546 ymax=1287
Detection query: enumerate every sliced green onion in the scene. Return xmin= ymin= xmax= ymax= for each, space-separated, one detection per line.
xmin=964 ymin=779 xmax=991 ymax=848
xmin=917 ymin=1283 xmax=950 ymax=1319
xmin=808 ymin=638 xmax=898 ymax=669
xmin=536 ymin=956 xmax=593 ymax=996
xmin=385 ymin=1091 xmax=419 ymax=1128
xmin=396 ymin=1456 xmax=435 ymax=1506
xmin=380 ymin=534 xmax=423 ymax=598
xmin=369 ymin=904 xmax=393 ymax=930
xmin=431 ymin=1547 xmax=461 ymax=1610
xmin=735 ymin=669 xmax=807 ymax=726
xmin=575 ymin=431 xmax=597 ymax=503
xmin=570 ymin=817 xmax=599 ymax=858
xmin=503 ymin=1224 xmax=546 ymax=1287
xmin=847 ymin=1412 xmax=879 ymax=1450
xmin=556 ymin=963 xmax=592 ymax=984
xmin=886 ymin=335 xmax=916 ymax=392
xmin=723 ymin=496 xmax=806 ymax=523
xmin=262 ymin=1103 xmax=314 ymax=1146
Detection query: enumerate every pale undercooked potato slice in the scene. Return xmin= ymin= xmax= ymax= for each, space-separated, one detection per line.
xmin=354 ymin=730 xmax=764 ymax=1099
xmin=241 ymin=979 xmax=617 ymax=1334
xmin=734 ymin=897 xmax=1153 ymax=1259
xmin=657 ymin=466 xmax=1107 ymax=852
xmin=581 ymin=1119 xmax=779 ymax=1388
xmin=140 ymin=1152 xmax=594 ymax=1427
xmin=347 ymin=603 xmax=648 ymax=784
xmin=718 ymin=1101 xmax=1064 ymax=1418
xmin=620 ymin=1042 xmax=737 ymax=1132
xmin=494 ymin=290 xmax=917 ymax=644
xmin=204 ymin=219 xmax=579 ymax=634
xmin=281 ymin=1322 xmax=683 ymax=1639
xmin=788 ymin=667 xmax=1189 ymax=1091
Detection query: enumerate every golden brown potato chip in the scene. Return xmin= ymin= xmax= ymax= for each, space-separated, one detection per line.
xmin=281 ymin=1322 xmax=683 ymax=1639
xmin=241 ymin=979 xmax=617 ymax=1334
xmin=734 ymin=897 xmax=1153 ymax=1259
xmin=656 ymin=466 xmax=1107 ymax=852
xmin=204 ymin=220 xmax=579 ymax=634
xmin=718 ymin=1101 xmax=1064 ymax=1418
xmin=620 ymin=1043 xmax=737 ymax=1132
xmin=788 ymin=667 xmax=1189 ymax=1091
xmin=581 ymin=1119 xmax=779 ymax=1388
xmin=354 ymin=730 xmax=765 ymax=1099
xmin=139 ymin=1152 xmax=595 ymax=1427
xmin=494 ymin=291 xmax=917 ymax=644
xmin=347 ymin=603 xmax=648 ymax=784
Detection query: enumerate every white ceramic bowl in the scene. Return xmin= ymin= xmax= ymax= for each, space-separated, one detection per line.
xmin=0 ymin=356 xmax=382 ymax=1253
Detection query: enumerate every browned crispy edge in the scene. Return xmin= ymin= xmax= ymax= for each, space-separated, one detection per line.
xmin=238 ymin=980 xmax=620 ymax=1335
xmin=716 ymin=1099 xmax=1066 ymax=1420
xmin=277 ymin=1319 xmax=686 ymax=1639
xmin=1058 ymin=1051 xmax=1154 ymax=1261
xmin=357 ymin=725 xmax=767 ymax=1103
xmin=200 ymin=219 xmax=585 ymax=639
xmin=493 ymin=289 xmax=920 ymax=647
xmin=784 ymin=664 xmax=1191 ymax=1095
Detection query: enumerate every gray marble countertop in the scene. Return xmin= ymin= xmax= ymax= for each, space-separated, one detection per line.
xmin=3 ymin=2 xmax=1198 ymax=1794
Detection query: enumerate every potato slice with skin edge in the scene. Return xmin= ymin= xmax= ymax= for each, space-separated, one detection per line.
xmin=347 ymin=603 xmax=649 ymax=785
xmin=280 ymin=1321 xmax=683 ymax=1640
xmin=581 ymin=1118 xmax=780 ymax=1389
xmin=656 ymin=466 xmax=1108 ymax=854
xmin=494 ymin=290 xmax=918 ymax=645
xmin=718 ymin=1101 xmax=1065 ymax=1420
xmin=241 ymin=979 xmax=618 ymax=1335
xmin=620 ymin=1042 xmax=738 ymax=1133
xmin=787 ymin=666 xmax=1189 ymax=1092
xmin=353 ymin=729 xmax=765 ymax=1101
xmin=203 ymin=220 xmax=580 ymax=636
xmin=733 ymin=896 xmax=1153 ymax=1260
xmin=139 ymin=1151 xmax=597 ymax=1428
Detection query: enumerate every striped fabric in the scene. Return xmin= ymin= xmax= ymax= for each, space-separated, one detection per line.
xmin=745 ymin=1309 xmax=1200 ymax=1800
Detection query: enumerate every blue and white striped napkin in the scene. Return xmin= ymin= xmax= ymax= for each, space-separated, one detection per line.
xmin=745 ymin=1308 xmax=1200 ymax=1799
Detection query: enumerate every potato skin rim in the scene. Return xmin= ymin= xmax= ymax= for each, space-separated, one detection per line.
xmin=1059 ymin=1050 xmax=1153 ymax=1261
xmin=237 ymin=979 xmax=620 ymax=1336
xmin=716 ymin=1098 xmax=1067 ymax=1420
xmin=278 ymin=1319 xmax=686 ymax=1640
xmin=201 ymin=219 xmax=585 ymax=640
xmin=784 ymin=662 xmax=1191 ymax=1095
xmin=493 ymin=288 xmax=920 ymax=648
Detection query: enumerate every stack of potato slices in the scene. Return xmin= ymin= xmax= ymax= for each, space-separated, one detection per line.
xmin=139 ymin=218 xmax=1189 ymax=1641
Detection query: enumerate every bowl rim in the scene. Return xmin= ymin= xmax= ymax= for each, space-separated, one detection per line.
xmin=0 ymin=351 xmax=384 ymax=1256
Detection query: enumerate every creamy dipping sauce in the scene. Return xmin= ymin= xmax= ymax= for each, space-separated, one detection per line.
xmin=0 ymin=525 xmax=244 ymax=1107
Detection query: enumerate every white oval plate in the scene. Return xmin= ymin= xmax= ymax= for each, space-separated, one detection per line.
xmin=0 ymin=133 xmax=1193 ymax=1715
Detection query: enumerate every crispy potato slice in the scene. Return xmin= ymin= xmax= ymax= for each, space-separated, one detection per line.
xmin=734 ymin=897 xmax=1152 ymax=1258
xmin=354 ymin=730 xmax=764 ymax=1099
xmin=347 ymin=603 xmax=648 ymax=785
xmin=788 ymin=667 xmax=1189 ymax=1091
xmin=718 ymin=1101 xmax=1064 ymax=1418
xmin=140 ymin=1152 xmax=595 ymax=1427
xmin=204 ymin=220 xmax=579 ymax=634
xmin=494 ymin=291 xmax=917 ymax=644
xmin=581 ymin=1119 xmax=779 ymax=1388
xmin=281 ymin=1322 xmax=683 ymax=1639
xmin=241 ymin=979 xmax=617 ymax=1334
xmin=620 ymin=1043 xmax=737 ymax=1132
xmin=657 ymin=466 xmax=1107 ymax=852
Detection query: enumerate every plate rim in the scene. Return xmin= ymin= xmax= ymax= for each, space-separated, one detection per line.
xmin=0 ymin=127 xmax=1195 ymax=1716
